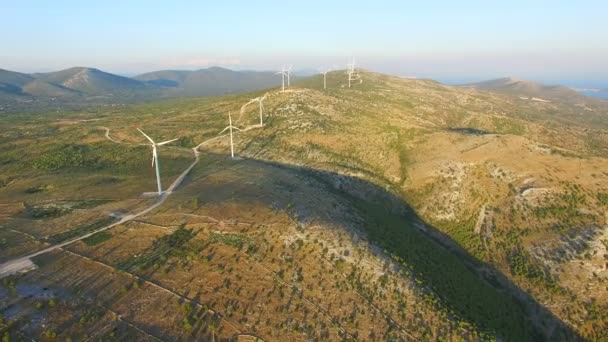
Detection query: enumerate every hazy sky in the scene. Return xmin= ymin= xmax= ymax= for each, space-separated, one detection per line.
xmin=2 ymin=1 xmax=607 ymax=85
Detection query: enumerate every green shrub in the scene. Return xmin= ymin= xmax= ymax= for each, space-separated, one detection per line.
xmin=83 ymin=231 xmax=112 ymax=246
xmin=34 ymin=144 xmax=89 ymax=170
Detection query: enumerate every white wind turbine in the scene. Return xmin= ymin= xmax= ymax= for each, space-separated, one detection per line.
xmin=286 ymin=65 xmax=292 ymax=87
xmin=137 ymin=128 xmax=179 ymax=195
xmin=347 ymin=58 xmax=362 ymax=88
xmin=275 ymin=65 xmax=292 ymax=92
xmin=320 ymin=68 xmax=332 ymax=89
xmin=253 ymin=94 xmax=267 ymax=126
xmin=218 ymin=112 xmax=239 ymax=158
xmin=275 ymin=67 xmax=285 ymax=93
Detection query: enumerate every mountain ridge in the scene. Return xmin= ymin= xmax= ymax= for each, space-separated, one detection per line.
xmin=460 ymin=77 xmax=595 ymax=104
xmin=0 ymin=66 xmax=282 ymax=105
xmin=134 ymin=67 xmax=281 ymax=96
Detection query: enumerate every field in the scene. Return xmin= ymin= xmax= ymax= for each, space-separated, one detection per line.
xmin=1 ymin=71 xmax=608 ymax=341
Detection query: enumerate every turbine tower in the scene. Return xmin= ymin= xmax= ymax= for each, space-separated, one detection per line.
xmin=286 ymin=65 xmax=292 ymax=86
xmin=253 ymin=94 xmax=267 ymax=126
xmin=217 ymin=112 xmax=237 ymax=158
xmin=137 ymin=128 xmax=179 ymax=195
xmin=320 ymin=68 xmax=332 ymax=89
xmin=228 ymin=111 xmax=235 ymax=158
xmin=275 ymin=65 xmax=291 ymax=93
xmin=347 ymin=58 xmax=362 ymax=88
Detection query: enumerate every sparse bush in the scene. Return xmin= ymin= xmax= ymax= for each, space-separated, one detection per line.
xmin=182 ymin=318 xmax=192 ymax=330
xmin=34 ymin=144 xmax=89 ymax=170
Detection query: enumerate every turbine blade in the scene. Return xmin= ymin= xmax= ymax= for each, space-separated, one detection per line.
xmin=151 ymin=151 xmax=156 ymax=167
xmin=219 ymin=126 xmax=230 ymax=134
xmin=137 ymin=128 xmax=155 ymax=144
xmin=157 ymin=138 xmax=179 ymax=146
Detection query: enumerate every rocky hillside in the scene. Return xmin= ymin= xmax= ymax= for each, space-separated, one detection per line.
xmin=1 ymin=70 xmax=607 ymax=340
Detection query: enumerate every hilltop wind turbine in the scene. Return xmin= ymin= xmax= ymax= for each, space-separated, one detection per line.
xmin=253 ymin=94 xmax=267 ymax=126
xmin=347 ymin=58 xmax=362 ymax=88
xmin=218 ymin=112 xmax=238 ymax=158
xmin=275 ymin=65 xmax=291 ymax=92
xmin=229 ymin=112 xmax=235 ymax=158
xmin=275 ymin=68 xmax=285 ymax=92
xmin=320 ymin=68 xmax=332 ymax=89
xmin=286 ymin=65 xmax=292 ymax=86
xmin=137 ymin=128 xmax=179 ymax=195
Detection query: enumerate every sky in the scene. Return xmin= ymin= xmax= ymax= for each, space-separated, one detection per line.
xmin=2 ymin=0 xmax=607 ymax=87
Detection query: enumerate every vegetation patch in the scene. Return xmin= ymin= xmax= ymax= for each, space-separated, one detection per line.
xmin=24 ymin=184 xmax=52 ymax=194
xmin=82 ymin=231 xmax=113 ymax=246
xmin=70 ymin=199 xmax=113 ymax=209
xmin=120 ymin=225 xmax=202 ymax=271
xmin=507 ymin=247 xmax=547 ymax=281
xmin=31 ymin=142 xmax=169 ymax=174
xmin=434 ymin=216 xmax=486 ymax=260
xmin=33 ymin=144 xmax=90 ymax=170
xmin=447 ymin=127 xmax=492 ymax=135
xmin=24 ymin=203 xmax=72 ymax=219
xmin=596 ymin=192 xmax=608 ymax=206
xmin=533 ymin=184 xmax=596 ymax=230
xmin=491 ymin=117 xmax=526 ymax=135
xmin=23 ymin=200 xmax=111 ymax=219
xmin=44 ymin=217 xmax=116 ymax=244
xmin=209 ymin=232 xmax=258 ymax=253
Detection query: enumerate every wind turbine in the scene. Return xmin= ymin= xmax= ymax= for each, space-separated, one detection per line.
xmin=347 ymin=58 xmax=362 ymax=88
xmin=320 ymin=68 xmax=332 ymax=89
xmin=286 ymin=65 xmax=292 ymax=87
xmin=253 ymin=94 xmax=267 ymax=126
xmin=229 ymin=112 xmax=235 ymax=158
xmin=137 ymin=128 xmax=179 ymax=195
xmin=275 ymin=65 xmax=291 ymax=92
xmin=218 ymin=112 xmax=238 ymax=158
xmin=275 ymin=67 xmax=285 ymax=93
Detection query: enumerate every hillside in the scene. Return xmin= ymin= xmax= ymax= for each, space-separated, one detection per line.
xmin=22 ymin=79 xmax=82 ymax=98
xmin=0 ymin=69 xmax=34 ymax=88
xmin=134 ymin=67 xmax=281 ymax=96
xmin=1 ymin=70 xmax=607 ymax=340
xmin=462 ymin=77 xmax=596 ymax=104
xmin=0 ymin=69 xmax=34 ymax=98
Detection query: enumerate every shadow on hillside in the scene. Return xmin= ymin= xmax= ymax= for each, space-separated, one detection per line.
xmin=447 ymin=127 xmax=493 ymax=135
xmin=178 ymin=149 xmax=579 ymax=341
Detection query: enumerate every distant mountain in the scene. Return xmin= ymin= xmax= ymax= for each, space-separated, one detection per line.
xmin=0 ymin=67 xmax=284 ymax=109
xmin=461 ymin=77 xmax=592 ymax=103
xmin=0 ymin=69 xmax=34 ymax=87
xmin=33 ymin=67 xmax=147 ymax=96
xmin=134 ymin=67 xmax=281 ymax=96
xmin=0 ymin=67 xmax=154 ymax=102
xmin=0 ymin=69 xmax=34 ymax=97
